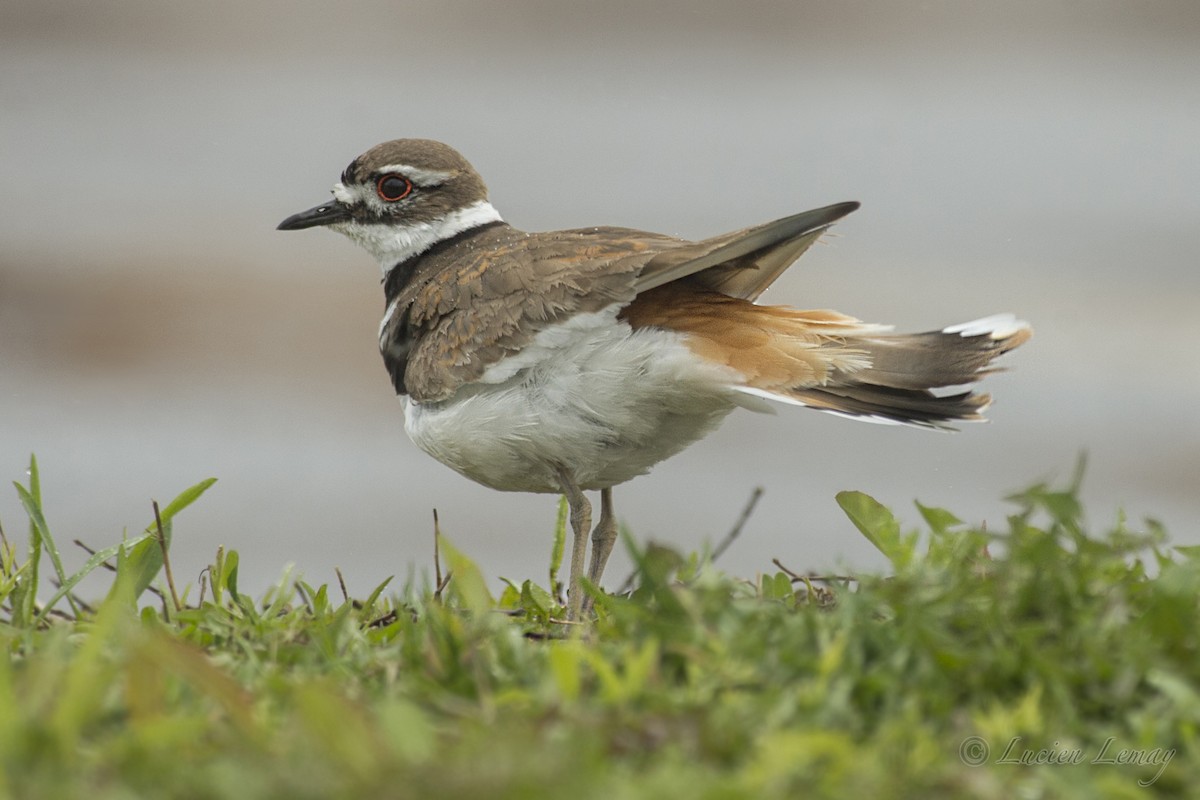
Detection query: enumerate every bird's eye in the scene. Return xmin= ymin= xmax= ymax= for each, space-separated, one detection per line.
xmin=376 ymin=174 xmax=413 ymax=202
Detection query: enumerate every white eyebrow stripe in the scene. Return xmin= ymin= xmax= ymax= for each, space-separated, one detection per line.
xmin=374 ymin=164 xmax=454 ymax=187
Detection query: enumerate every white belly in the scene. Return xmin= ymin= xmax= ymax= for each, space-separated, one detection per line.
xmin=402 ymin=307 xmax=742 ymax=492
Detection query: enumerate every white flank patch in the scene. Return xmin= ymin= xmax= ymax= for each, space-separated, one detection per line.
xmin=403 ymin=310 xmax=744 ymax=493
xmin=478 ymin=306 xmax=626 ymax=385
xmin=332 ymin=199 xmax=503 ymax=274
xmin=943 ymin=313 xmax=1029 ymax=340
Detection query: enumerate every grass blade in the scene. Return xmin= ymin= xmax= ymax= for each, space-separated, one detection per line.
xmin=14 ymin=483 xmax=80 ymax=619
xmin=155 ymin=477 xmax=218 ymax=523
xmin=115 ymin=478 xmax=217 ymax=603
xmin=437 ymin=536 xmax=494 ymax=613
xmin=550 ymin=495 xmax=567 ymax=592
xmin=836 ymin=490 xmax=914 ymax=569
xmin=34 ymin=533 xmax=156 ymax=626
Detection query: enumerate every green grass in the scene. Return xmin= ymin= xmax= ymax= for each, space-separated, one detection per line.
xmin=1 ymin=455 xmax=1196 ymax=799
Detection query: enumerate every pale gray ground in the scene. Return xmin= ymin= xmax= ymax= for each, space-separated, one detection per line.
xmin=2 ymin=2 xmax=1197 ymax=595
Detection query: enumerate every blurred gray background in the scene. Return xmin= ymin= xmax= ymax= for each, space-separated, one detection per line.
xmin=2 ymin=1 xmax=1197 ymax=596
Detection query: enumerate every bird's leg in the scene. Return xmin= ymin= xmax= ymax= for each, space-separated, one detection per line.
xmin=556 ymin=467 xmax=591 ymax=621
xmin=583 ymin=488 xmax=617 ymax=613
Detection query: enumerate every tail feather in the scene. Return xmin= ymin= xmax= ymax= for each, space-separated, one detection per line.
xmin=732 ymin=314 xmax=1031 ymax=429
xmin=853 ymin=314 xmax=1031 ymax=391
xmin=625 ymin=284 xmax=1031 ymax=429
xmin=781 ymin=385 xmax=991 ymax=430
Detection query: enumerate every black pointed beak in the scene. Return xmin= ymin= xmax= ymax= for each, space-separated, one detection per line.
xmin=277 ymin=200 xmax=352 ymax=231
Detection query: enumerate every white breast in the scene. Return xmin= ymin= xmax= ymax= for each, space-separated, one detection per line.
xmin=402 ymin=306 xmax=743 ymax=492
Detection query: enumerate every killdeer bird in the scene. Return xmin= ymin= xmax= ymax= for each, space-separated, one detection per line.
xmin=278 ymin=138 xmax=1030 ymax=619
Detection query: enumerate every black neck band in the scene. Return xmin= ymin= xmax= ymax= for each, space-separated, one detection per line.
xmin=382 ymin=220 xmax=508 ymax=302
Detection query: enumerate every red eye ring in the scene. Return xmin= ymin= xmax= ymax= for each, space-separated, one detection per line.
xmin=376 ymin=174 xmax=413 ymax=202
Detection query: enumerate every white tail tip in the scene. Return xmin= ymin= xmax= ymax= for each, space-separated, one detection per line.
xmin=943 ymin=313 xmax=1030 ymax=340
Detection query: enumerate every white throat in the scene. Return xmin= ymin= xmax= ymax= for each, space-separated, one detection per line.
xmin=333 ymin=199 xmax=503 ymax=275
